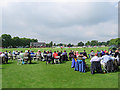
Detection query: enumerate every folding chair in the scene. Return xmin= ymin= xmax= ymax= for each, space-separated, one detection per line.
xmin=91 ymin=61 xmax=102 ymax=74
xmin=17 ymin=55 xmax=23 ymax=65
xmin=54 ymin=56 xmax=60 ymax=64
xmin=105 ymin=60 xmax=114 ymax=73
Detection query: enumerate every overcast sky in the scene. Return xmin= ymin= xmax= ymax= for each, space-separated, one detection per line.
xmin=1 ymin=1 xmax=118 ymax=44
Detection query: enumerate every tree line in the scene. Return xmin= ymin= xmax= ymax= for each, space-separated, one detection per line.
xmin=0 ymin=34 xmax=38 ymax=48
xmin=46 ymin=38 xmax=120 ymax=47
xmin=48 ymin=39 xmax=120 ymax=47
xmin=0 ymin=34 xmax=120 ymax=48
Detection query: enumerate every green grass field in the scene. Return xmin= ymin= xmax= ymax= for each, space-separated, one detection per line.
xmin=1 ymin=47 xmax=119 ymax=88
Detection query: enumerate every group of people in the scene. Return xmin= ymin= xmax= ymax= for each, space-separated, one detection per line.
xmin=71 ymin=49 xmax=120 ymax=74
xmin=0 ymin=48 xmax=120 ymax=74
xmin=0 ymin=50 xmax=69 ymax=64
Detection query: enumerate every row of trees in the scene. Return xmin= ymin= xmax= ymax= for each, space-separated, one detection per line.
xmin=84 ymin=39 xmax=120 ymax=47
xmin=0 ymin=34 xmax=38 ymax=48
xmin=47 ymin=39 xmax=120 ymax=47
xmin=0 ymin=34 xmax=119 ymax=48
xmin=46 ymin=41 xmax=74 ymax=47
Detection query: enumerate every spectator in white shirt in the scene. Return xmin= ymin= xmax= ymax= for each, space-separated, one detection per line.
xmin=101 ymin=51 xmax=112 ymax=72
xmin=90 ymin=53 xmax=101 ymax=63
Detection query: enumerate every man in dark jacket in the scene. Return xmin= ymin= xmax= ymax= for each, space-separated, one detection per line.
xmin=69 ymin=50 xmax=74 ymax=61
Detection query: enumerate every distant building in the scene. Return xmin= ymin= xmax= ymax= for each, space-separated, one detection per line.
xmin=30 ymin=42 xmax=46 ymax=48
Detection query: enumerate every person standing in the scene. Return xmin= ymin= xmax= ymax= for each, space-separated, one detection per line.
xmin=69 ymin=50 xmax=74 ymax=61
xmin=83 ymin=50 xmax=87 ymax=58
xmin=5 ymin=50 xmax=8 ymax=64
xmin=28 ymin=50 xmax=32 ymax=64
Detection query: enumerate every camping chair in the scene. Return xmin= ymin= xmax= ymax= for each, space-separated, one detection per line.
xmin=23 ymin=57 xmax=29 ymax=64
xmin=36 ymin=54 xmax=42 ymax=61
xmin=12 ymin=54 xmax=16 ymax=60
xmin=113 ymin=59 xmax=119 ymax=71
xmin=43 ymin=54 xmax=47 ymax=61
xmin=8 ymin=53 xmax=13 ymax=61
xmin=62 ymin=55 xmax=67 ymax=61
xmin=1 ymin=56 xmax=5 ymax=64
xmin=91 ymin=61 xmax=102 ymax=74
xmin=105 ymin=60 xmax=114 ymax=73
xmin=17 ymin=55 xmax=23 ymax=65
xmin=54 ymin=56 xmax=60 ymax=64
xmin=116 ymin=55 xmax=120 ymax=66
xmin=46 ymin=56 xmax=52 ymax=64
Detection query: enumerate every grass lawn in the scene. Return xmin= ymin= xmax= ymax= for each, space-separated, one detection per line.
xmin=1 ymin=47 xmax=119 ymax=88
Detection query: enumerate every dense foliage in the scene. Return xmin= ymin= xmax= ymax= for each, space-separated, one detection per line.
xmin=0 ymin=34 xmax=119 ymax=48
xmin=0 ymin=34 xmax=38 ymax=48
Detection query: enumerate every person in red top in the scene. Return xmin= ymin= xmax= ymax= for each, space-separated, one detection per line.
xmin=104 ymin=50 xmax=107 ymax=53
xmin=53 ymin=51 xmax=58 ymax=59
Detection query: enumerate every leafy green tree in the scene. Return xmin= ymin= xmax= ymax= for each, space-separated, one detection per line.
xmin=1 ymin=34 xmax=12 ymax=48
xmin=109 ymin=38 xmax=120 ymax=46
xmin=53 ymin=43 xmax=56 ymax=46
xmin=49 ymin=41 xmax=53 ymax=47
xmin=67 ymin=43 xmax=72 ymax=47
xmin=85 ymin=41 xmax=91 ymax=46
xmin=0 ymin=34 xmax=38 ymax=48
xmin=78 ymin=42 xmax=84 ymax=46
xmin=90 ymin=40 xmax=98 ymax=46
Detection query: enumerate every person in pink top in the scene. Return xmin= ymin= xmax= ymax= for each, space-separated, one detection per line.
xmin=76 ymin=51 xmax=79 ymax=57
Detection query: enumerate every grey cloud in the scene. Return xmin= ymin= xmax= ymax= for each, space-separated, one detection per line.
xmin=2 ymin=2 xmax=118 ymax=44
